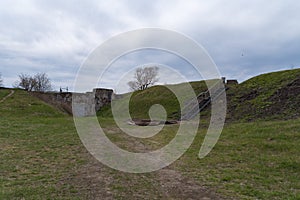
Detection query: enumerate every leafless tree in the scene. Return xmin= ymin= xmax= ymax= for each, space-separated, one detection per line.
xmin=0 ymin=73 xmax=3 ymax=87
xmin=128 ymin=66 xmax=159 ymax=91
xmin=33 ymin=73 xmax=52 ymax=92
xmin=17 ymin=74 xmax=35 ymax=91
xmin=16 ymin=73 xmax=52 ymax=92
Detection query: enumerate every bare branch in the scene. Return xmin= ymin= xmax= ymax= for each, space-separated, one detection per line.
xmin=128 ymin=66 xmax=159 ymax=91
xmin=16 ymin=73 xmax=52 ymax=92
xmin=33 ymin=73 xmax=52 ymax=92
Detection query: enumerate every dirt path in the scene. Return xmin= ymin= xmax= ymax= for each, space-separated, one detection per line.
xmin=130 ymin=132 xmax=221 ymax=199
xmin=0 ymin=90 xmax=14 ymax=103
xmin=62 ymin=126 xmax=223 ymax=200
xmin=63 ymin=153 xmax=221 ymax=200
xmin=155 ymin=168 xmax=221 ymax=199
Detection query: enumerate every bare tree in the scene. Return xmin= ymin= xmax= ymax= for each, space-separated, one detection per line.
xmin=0 ymin=73 xmax=3 ymax=87
xmin=33 ymin=73 xmax=52 ymax=92
xmin=17 ymin=74 xmax=35 ymax=91
xmin=17 ymin=73 xmax=52 ymax=92
xmin=128 ymin=66 xmax=159 ymax=91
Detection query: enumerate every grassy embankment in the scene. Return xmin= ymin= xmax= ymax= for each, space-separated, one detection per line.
xmin=1 ymin=69 xmax=300 ymax=199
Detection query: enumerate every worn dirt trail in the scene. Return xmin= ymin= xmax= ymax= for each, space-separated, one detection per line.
xmin=61 ymin=126 xmax=223 ymax=200
xmin=0 ymin=90 xmax=14 ymax=103
xmin=62 ymin=153 xmax=222 ymax=199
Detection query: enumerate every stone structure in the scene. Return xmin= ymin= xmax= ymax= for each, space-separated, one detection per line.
xmin=94 ymin=88 xmax=113 ymax=112
xmin=73 ymin=88 xmax=113 ymax=117
xmin=221 ymin=77 xmax=238 ymax=85
xmin=222 ymin=77 xmax=239 ymax=85
xmin=72 ymin=92 xmax=97 ymax=117
xmin=226 ymin=79 xmax=238 ymax=85
xmin=31 ymin=88 xmax=113 ymax=116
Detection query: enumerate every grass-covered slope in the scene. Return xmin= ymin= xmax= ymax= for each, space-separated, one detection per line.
xmin=128 ymin=81 xmax=209 ymax=119
xmin=0 ymin=89 xmax=65 ymax=118
xmin=99 ymin=68 xmax=300 ymax=122
xmin=98 ymin=81 xmax=209 ymax=119
xmin=227 ymin=68 xmax=300 ymax=121
xmin=0 ymin=89 xmax=11 ymax=99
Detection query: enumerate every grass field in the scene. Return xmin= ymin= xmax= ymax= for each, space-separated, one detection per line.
xmin=1 ymin=89 xmax=299 ymax=199
xmin=0 ymin=89 xmax=11 ymax=100
xmin=179 ymin=120 xmax=300 ymax=199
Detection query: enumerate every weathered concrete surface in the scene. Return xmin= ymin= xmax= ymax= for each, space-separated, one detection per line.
xmin=94 ymin=88 xmax=113 ymax=112
xmin=72 ymin=92 xmax=96 ymax=117
xmin=31 ymin=88 xmax=113 ymax=116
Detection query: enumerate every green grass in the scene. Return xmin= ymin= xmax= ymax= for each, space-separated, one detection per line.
xmin=0 ymin=90 xmax=167 ymax=199
xmin=98 ymin=80 xmax=209 ymax=120
xmin=99 ymin=68 xmax=300 ymax=122
xmin=0 ymin=89 xmax=65 ymax=118
xmin=95 ymin=116 xmax=300 ymax=199
xmin=1 ymin=82 xmax=300 ymax=199
xmin=0 ymin=89 xmax=11 ymax=99
xmin=0 ymin=90 xmax=85 ymax=199
xmin=240 ymin=68 xmax=300 ymax=90
xmin=178 ymin=119 xmax=300 ymax=199
xmin=227 ymin=68 xmax=300 ymax=121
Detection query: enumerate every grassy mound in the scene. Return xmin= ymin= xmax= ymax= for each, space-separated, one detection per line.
xmin=0 ymin=89 xmax=65 ymax=118
xmin=98 ymin=81 xmax=209 ymax=119
xmin=227 ymin=68 xmax=300 ymax=121
xmin=99 ymin=68 xmax=300 ymax=122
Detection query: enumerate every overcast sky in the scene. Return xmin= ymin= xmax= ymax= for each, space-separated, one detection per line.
xmin=0 ymin=0 xmax=299 ymax=93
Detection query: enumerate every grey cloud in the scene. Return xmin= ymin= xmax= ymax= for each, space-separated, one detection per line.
xmin=0 ymin=0 xmax=299 ymax=90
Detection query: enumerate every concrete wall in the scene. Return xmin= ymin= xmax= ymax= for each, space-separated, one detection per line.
xmin=72 ymin=92 xmax=96 ymax=117
xmin=94 ymin=88 xmax=113 ymax=112
xmin=31 ymin=88 xmax=114 ymax=117
xmin=73 ymin=88 xmax=113 ymax=117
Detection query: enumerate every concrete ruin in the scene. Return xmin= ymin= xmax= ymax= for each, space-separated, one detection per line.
xmin=31 ymin=77 xmax=238 ymax=117
xmin=226 ymin=79 xmax=238 ymax=85
xmin=31 ymin=88 xmax=113 ymax=117
xmin=73 ymin=88 xmax=113 ymax=117
xmin=222 ymin=77 xmax=239 ymax=85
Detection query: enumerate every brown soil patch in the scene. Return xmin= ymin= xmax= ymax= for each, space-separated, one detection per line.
xmin=156 ymin=168 xmax=222 ymax=200
xmin=61 ymin=153 xmax=222 ymax=200
xmin=58 ymin=126 xmax=223 ymax=199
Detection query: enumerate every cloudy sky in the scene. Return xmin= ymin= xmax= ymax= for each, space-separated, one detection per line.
xmin=0 ymin=0 xmax=299 ymax=93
